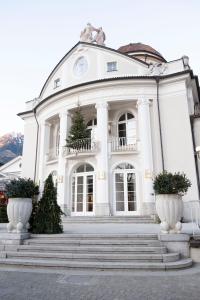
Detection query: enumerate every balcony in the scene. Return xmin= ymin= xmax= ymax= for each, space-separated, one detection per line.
xmin=46 ymin=147 xmax=59 ymax=163
xmin=110 ymin=137 xmax=138 ymax=153
xmin=63 ymin=138 xmax=98 ymax=158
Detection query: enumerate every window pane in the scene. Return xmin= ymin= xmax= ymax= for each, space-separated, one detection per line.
xmin=115 ymin=163 xmax=134 ymax=170
xmin=77 ymin=165 xmax=84 ymax=173
xmin=127 ymin=113 xmax=134 ymax=120
xmin=94 ymin=118 xmax=97 ymax=125
xmin=77 ymin=184 xmax=83 ymax=193
xmin=116 ymin=191 xmax=124 ymax=203
xmin=86 ymin=164 xmax=94 ymax=172
xmin=77 ymin=202 xmax=83 ymax=212
xmin=77 ymin=194 xmax=83 ymax=203
xmin=87 ymin=120 xmax=92 ymax=126
xmin=107 ymin=62 xmax=117 ymax=72
xmin=116 ymin=182 xmax=124 ymax=191
xmin=86 ymin=200 xmax=93 ymax=212
xmin=116 ymin=201 xmax=124 ymax=211
xmin=128 ymin=201 xmax=136 ymax=211
xmin=119 ymin=114 xmax=126 ymax=122
xmin=115 ymin=173 xmax=124 ymax=182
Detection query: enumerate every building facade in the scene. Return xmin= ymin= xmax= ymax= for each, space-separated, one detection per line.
xmin=18 ymin=28 xmax=200 ymax=219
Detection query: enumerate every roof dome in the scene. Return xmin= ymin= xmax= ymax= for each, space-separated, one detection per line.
xmin=118 ymin=42 xmax=166 ymax=63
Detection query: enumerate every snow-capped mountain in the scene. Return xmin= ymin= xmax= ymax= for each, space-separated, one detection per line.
xmin=0 ymin=133 xmax=24 ymax=165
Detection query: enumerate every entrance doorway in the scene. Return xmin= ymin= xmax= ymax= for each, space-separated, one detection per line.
xmin=71 ymin=163 xmax=94 ymax=216
xmin=113 ymin=163 xmax=137 ymax=215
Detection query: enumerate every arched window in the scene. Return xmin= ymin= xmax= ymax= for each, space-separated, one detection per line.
xmin=72 ymin=163 xmax=94 ymax=215
xmin=118 ymin=112 xmax=136 ymax=145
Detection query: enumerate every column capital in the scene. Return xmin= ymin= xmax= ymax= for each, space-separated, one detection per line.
xmin=137 ymin=98 xmax=151 ymax=107
xmin=95 ymin=102 xmax=109 ymax=110
xmin=41 ymin=120 xmax=51 ymax=128
xmin=59 ymin=110 xmax=69 ymax=119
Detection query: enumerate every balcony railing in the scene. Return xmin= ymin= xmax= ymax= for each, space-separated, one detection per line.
xmin=110 ymin=137 xmax=137 ymax=152
xmin=63 ymin=138 xmax=98 ymax=156
xmin=46 ymin=147 xmax=59 ymax=162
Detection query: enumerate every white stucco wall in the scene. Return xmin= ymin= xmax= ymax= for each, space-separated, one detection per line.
xmin=21 ymin=115 xmax=38 ymax=179
xmin=40 ymin=44 xmax=149 ymax=99
xmin=159 ymin=80 xmax=199 ymax=202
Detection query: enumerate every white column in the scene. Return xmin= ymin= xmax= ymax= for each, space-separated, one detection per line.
xmin=137 ymin=98 xmax=154 ymax=214
xmin=38 ymin=121 xmax=51 ymax=191
xmin=95 ymin=102 xmax=110 ymax=216
xmin=57 ymin=111 xmax=70 ymax=213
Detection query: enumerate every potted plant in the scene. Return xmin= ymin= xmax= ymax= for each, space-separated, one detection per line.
xmin=153 ymin=171 xmax=191 ymax=233
xmin=5 ymin=178 xmax=39 ymax=233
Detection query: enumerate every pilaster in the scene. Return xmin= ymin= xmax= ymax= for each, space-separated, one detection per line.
xmin=57 ymin=111 xmax=70 ymax=213
xmin=137 ymin=98 xmax=155 ymax=214
xmin=38 ymin=121 xmax=51 ymax=191
xmin=95 ymin=102 xmax=110 ymax=216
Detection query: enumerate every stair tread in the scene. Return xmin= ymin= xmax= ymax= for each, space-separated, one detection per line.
xmin=0 ymin=257 xmax=192 ymax=270
xmin=5 ymin=251 xmax=179 ymax=261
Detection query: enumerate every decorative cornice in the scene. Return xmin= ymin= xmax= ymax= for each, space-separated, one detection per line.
xmin=17 ymin=70 xmax=196 ymax=118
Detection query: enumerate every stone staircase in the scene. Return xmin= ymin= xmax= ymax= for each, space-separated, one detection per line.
xmin=0 ymin=233 xmax=192 ymax=270
xmin=62 ymin=216 xmax=155 ymax=223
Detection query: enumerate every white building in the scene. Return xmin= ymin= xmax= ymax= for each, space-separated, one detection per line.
xmin=18 ymin=27 xmax=200 ymax=219
xmin=0 ymin=156 xmax=22 ymax=191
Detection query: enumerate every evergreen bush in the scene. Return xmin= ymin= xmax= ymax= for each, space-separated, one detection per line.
xmin=153 ymin=171 xmax=191 ymax=195
xmin=31 ymin=174 xmax=63 ymax=234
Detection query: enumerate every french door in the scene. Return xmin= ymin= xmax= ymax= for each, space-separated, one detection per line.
xmin=72 ymin=172 xmax=94 ymax=216
xmin=114 ymin=170 xmax=137 ymax=215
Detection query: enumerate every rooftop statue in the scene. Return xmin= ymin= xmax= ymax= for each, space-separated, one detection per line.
xmin=93 ymin=27 xmax=106 ymax=46
xmin=80 ymin=23 xmax=106 ymax=46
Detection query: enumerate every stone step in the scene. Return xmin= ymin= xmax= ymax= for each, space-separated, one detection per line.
xmin=62 ymin=216 xmax=154 ymax=222
xmin=7 ymin=244 xmax=167 ymax=254
xmin=0 ymin=257 xmax=192 ymax=270
xmin=4 ymin=251 xmax=179 ymax=263
xmin=24 ymin=239 xmax=161 ymax=246
xmin=62 ymin=218 xmax=155 ymax=223
xmin=30 ymin=233 xmax=158 ymax=240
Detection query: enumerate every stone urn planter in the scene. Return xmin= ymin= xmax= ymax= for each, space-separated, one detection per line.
xmin=7 ymin=198 xmax=33 ymax=233
xmin=5 ymin=178 xmax=39 ymax=233
xmin=153 ymin=171 xmax=191 ymax=234
xmin=156 ymin=194 xmax=183 ymax=233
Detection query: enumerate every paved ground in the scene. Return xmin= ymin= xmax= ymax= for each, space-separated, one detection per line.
xmin=1 ymin=222 xmax=200 ymax=235
xmin=0 ymin=264 xmax=200 ymax=300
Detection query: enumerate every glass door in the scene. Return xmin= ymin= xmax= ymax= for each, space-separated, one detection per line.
xmin=114 ymin=170 xmax=136 ymax=215
xmin=72 ymin=173 xmax=94 ymax=216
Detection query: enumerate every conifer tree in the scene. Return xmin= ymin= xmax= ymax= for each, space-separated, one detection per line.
xmin=66 ymin=109 xmax=90 ymax=148
xmin=32 ymin=174 xmax=63 ymax=234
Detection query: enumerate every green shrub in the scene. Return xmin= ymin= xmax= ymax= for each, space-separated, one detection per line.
xmin=31 ymin=174 xmax=64 ymax=234
xmin=153 ymin=171 xmax=191 ymax=195
xmin=5 ymin=178 xmax=39 ymax=198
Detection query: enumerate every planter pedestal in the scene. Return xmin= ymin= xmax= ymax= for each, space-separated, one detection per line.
xmin=156 ymin=194 xmax=183 ymax=233
xmin=7 ymin=198 xmax=32 ymax=233
xmin=158 ymin=233 xmax=190 ymax=258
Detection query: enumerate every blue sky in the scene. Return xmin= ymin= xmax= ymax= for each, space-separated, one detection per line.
xmin=1 ymin=0 xmax=200 ymax=135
